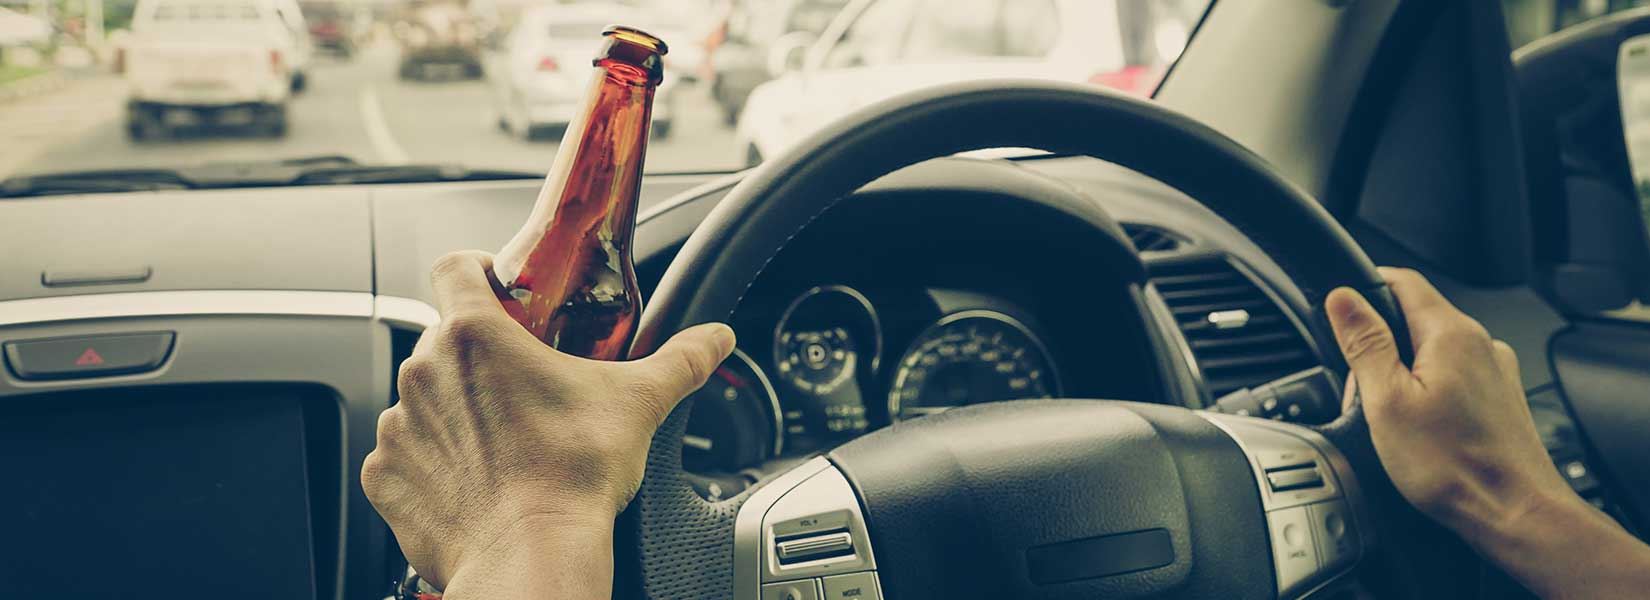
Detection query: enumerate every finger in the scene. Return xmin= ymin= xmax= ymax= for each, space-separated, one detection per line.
xmin=630 ymin=323 xmax=737 ymax=422
xmin=1341 ymin=372 xmax=1358 ymax=413
xmin=1377 ymin=267 xmax=1463 ymax=345
xmin=1326 ymin=287 xmax=1411 ymax=402
xmin=1492 ymin=340 xmax=1521 ymax=385
xmin=410 ymin=325 xmax=438 ymax=358
xmin=430 ymin=250 xmax=510 ymax=320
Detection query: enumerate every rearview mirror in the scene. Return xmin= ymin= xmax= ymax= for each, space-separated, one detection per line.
xmin=766 ymin=31 xmax=814 ymax=78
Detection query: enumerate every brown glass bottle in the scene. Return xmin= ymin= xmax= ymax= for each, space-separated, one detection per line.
xmin=492 ymin=26 xmax=667 ymax=360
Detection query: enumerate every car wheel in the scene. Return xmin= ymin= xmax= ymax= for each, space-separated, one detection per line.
xmin=398 ymin=61 xmax=420 ymax=80
xmin=290 ymin=72 xmax=307 ymax=94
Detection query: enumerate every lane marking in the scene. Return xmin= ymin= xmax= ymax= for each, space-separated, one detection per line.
xmin=358 ymin=85 xmax=409 ymax=164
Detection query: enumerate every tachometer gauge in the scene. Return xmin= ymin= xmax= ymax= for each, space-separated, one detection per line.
xmin=889 ymin=310 xmax=1060 ymax=420
xmin=682 ymin=348 xmax=781 ymax=476
xmin=773 ymin=285 xmax=881 ymax=440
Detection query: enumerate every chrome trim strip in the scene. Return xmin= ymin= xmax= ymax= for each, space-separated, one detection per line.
xmin=0 ymin=290 xmax=375 ymax=327
xmin=1140 ymin=282 xmax=1210 ymax=406
xmin=373 ymin=295 xmax=441 ymax=330
xmin=726 ymin=347 xmax=786 ymax=457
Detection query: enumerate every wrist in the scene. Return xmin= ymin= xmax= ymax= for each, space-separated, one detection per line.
xmin=442 ymin=511 xmax=618 ymax=600
xmin=1461 ymin=483 xmax=1586 ymax=550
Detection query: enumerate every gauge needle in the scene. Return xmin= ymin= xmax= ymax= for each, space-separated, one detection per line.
xmin=683 ymin=434 xmax=715 ymax=451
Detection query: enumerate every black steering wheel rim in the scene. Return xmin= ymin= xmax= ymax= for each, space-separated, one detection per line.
xmin=621 ymin=79 xmax=1471 ymax=599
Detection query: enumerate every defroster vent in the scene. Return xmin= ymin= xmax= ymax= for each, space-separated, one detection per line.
xmin=1149 ymin=258 xmax=1318 ymax=398
xmin=1121 ymin=223 xmax=1185 ymax=254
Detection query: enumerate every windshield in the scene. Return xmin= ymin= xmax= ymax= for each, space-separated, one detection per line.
xmin=0 ymin=0 xmax=1210 ymax=186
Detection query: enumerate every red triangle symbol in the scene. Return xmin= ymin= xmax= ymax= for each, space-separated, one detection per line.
xmin=75 ymin=347 xmax=105 ymax=366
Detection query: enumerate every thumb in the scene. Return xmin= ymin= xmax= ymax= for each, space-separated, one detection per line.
xmin=632 ymin=323 xmax=737 ymax=421
xmin=1325 ymin=287 xmax=1410 ymax=404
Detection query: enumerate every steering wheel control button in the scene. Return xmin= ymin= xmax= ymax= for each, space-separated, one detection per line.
xmin=3 ymin=331 xmax=175 ymax=381
xmin=1201 ymin=414 xmax=1342 ymax=510
xmin=1268 ymin=506 xmax=1319 ymax=595
xmin=821 ymin=572 xmax=881 ymax=600
xmin=1309 ymin=500 xmax=1358 ymax=570
xmin=1256 ymin=449 xmax=1315 ymax=471
xmin=1265 ymin=465 xmax=1325 ymax=491
xmin=762 ymin=465 xmax=877 ymax=582
xmin=777 ymin=531 xmax=855 ymax=564
xmin=761 ymin=579 xmax=821 ymax=600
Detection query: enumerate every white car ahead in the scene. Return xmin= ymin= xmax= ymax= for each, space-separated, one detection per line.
xmin=485 ymin=3 xmax=679 ymax=141
xmin=735 ymin=0 xmax=1192 ymax=165
xmin=122 ymin=0 xmax=310 ymax=139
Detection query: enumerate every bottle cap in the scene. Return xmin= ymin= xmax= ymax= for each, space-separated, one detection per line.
xmin=604 ymin=25 xmax=668 ymax=56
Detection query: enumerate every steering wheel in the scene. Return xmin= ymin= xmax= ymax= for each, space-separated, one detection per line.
xmin=623 ymin=80 xmax=1481 ymax=599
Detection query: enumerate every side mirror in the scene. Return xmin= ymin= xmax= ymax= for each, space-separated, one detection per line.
xmin=1516 ymin=24 xmax=1650 ymax=314
xmin=766 ymin=31 xmax=814 ymax=78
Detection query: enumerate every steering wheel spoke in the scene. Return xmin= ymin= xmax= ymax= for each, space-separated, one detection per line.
xmin=1201 ymin=413 xmax=1370 ymax=598
xmin=734 ymin=457 xmax=885 ymax=600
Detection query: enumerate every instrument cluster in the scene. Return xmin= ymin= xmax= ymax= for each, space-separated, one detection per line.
xmin=681 ymin=284 xmax=1063 ymax=492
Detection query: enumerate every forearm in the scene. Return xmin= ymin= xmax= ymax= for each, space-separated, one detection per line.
xmin=441 ymin=513 xmax=617 ymax=600
xmin=1459 ymin=489 xmax=1650 ymax=599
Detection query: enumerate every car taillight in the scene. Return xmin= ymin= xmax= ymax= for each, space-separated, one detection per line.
xmin=271 ymin=49 xmax=284 ymax=73
xmin=537 ymin=56 xmax=558 ymax=72
xmin=1088 ymin=65 xmax=1164 ymax=98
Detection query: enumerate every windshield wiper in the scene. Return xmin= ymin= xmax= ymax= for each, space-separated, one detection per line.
xmin=0 ymin=169 xmax=194 ymax=198
xmin=1 ymin=157 xmax=539 ymax=198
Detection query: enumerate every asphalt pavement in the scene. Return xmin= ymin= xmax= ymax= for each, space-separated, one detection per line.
xmin=11 ymin=42 xmax=740 ymax=178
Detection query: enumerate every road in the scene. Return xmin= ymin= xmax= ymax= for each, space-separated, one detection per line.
xmin=9 ymin=43 xmax=740 ymax=178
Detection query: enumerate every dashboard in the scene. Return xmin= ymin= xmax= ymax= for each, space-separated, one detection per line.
xmin=0 ymin=154 xmax=1329 ymax=600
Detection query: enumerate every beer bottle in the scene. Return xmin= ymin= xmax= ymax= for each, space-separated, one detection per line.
xmin=492 ymin=25 xmax=667 ymax=360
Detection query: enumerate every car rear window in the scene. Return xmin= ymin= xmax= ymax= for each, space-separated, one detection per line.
xmin=151 ymin=1 xmax=262 ymax=22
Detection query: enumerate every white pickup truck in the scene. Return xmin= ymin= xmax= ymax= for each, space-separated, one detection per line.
xmin=122 ymin=0 xmax=310 ymax=139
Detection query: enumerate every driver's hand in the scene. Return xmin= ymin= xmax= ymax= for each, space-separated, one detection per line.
xmin=1324 ymin=267 xmax=1571 ymax=535
xmin=360 ymin=251 xmax=735 ymax=591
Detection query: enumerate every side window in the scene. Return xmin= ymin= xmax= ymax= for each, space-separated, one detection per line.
xmin=1505 ymin=1 xmax=1648 ymax=49
xmin=822 ymin=0 xmax=916 ymax=69
xmin=1000 ymin=0 xmax=1059 ymax=57
xmin=900 ymin=0 xmax=1001 ymax=61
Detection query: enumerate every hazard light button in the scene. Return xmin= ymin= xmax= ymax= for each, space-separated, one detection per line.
xmin=3 ymin=332 xmax=175 ymax=381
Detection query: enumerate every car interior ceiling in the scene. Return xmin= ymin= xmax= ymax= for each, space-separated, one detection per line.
xmin=4 ymin=0 xmax=1650 ymax=599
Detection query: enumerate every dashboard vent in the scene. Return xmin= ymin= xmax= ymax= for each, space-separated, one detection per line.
xmin=1121 ymin=223 xmax=1185 ymax=253
xmin=1149 ymin=258 xmax=1317 ymax=398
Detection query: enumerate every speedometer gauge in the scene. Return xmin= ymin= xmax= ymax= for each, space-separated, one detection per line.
xmin=682 ymin=348 xmax=781 ymax=477
xmin=889 ymin=310 xmax=1060 ymax=420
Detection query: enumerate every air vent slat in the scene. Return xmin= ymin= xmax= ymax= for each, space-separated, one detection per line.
xmin=1157 ymin=285 xmax=1257 ymax=302
xmin=1167 ymin=299 xmax=1272 ymax=317
xmin=1148 ymin=258 xmax=1318 ymax=398
xmin=1122 ymin=223 xmax=1186 ymax=254
xmin=1177 ymin=315 xmax=1290 ymax=333
xmin=1187 ymin=331 xmax=1299 ymax=351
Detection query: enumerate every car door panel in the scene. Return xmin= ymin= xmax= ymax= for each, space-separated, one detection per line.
xmin=1551 ymin=322 xmax=1650 ymax=530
